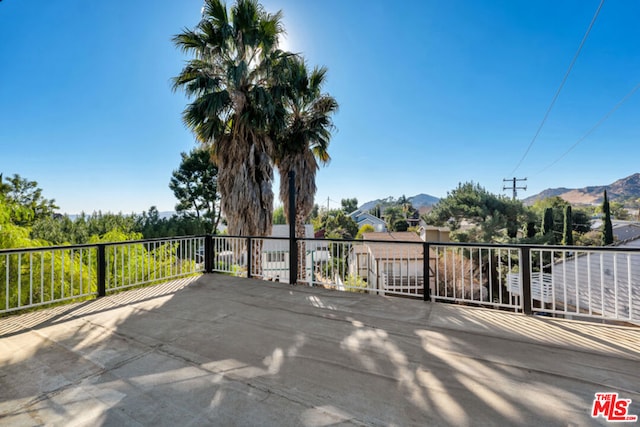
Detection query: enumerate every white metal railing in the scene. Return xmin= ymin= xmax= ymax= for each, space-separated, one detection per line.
xmin=207 ymin=236 xmax=640 ymax=325
xmin=293 ymin=239 xmax=426 ymax=297
xmin=105 ymin=236 xmax=205 ymax=292
xmin=4 ymin=233 xmax=639 ymax=326
xmin=2 ymin=245 xmax=97 ymax=314
xmin=1 ymin=236 xmax=205 ymax=315
xmin=431 ymin=244 xmax=522 ymax=310
xmin=508 ymin=272 xmax=554 ymax=304
xmin=522 ymin=247 xmax=639 ymax=324
xmin=211 ymin=235 xmax=247 ymax=275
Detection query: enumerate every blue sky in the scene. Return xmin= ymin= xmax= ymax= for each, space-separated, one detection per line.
xmin=1 ymin=0 xmax=639 ymax=214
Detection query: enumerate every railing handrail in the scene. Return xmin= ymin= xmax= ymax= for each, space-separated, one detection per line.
xmin=6 ymin=232 xmax=638 ymax=255
xmin=1 ymin=235 xmax=206 ymax=315
xmin=0 ymin=234 xmax=211 ymax=255
xmin=3 ymin=233 xmax=638 ymax=325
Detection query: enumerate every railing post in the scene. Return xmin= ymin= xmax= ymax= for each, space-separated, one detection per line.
xmin=288 ymin=171 xmax=297 ymax=285
xmin=97 ymin=244 xmax=106 ymax=297
xmin=423 ymin=242 xmax=430 ymax=301
xmin=246 ymin=237 xmax=252 ymax=279
xmin=520 ymin=246 xmax=533 ymax=315
xmin=204 ymin=235 xmax=213 ymax=273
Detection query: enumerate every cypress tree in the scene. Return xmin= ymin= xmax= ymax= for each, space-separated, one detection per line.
xmin=526 ymin=221 xmax=536 ymax=238
xmin=542 ymin=207 xmax=555 ymax=243
xmin=602 ymin=190 xmax=614 ymax=245
xmin=562 ymin=205 xmax=573 ymax=246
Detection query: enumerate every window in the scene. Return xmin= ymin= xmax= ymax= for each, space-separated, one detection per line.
xmin=267 ymin=252 xmax=286 ymax=263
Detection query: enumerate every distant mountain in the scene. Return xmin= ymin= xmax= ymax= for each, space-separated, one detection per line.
xmin=409 ymin=194 xmax=440 ymax=208
xmin=523 ymin=173 xmax=640 ymax=206
xmin=358 ymin=193 xmax=440 ymax=212
xmin=358 ymin=199 xmax=381 ymax=213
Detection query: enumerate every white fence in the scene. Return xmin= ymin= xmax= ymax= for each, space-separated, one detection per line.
xmin=1 ymin=236 xmax=205 ymax=315
xmin=4 ymin=234 xmax=639 ymax=326
xmin=207 ymin=236 xmax=640 ymax=325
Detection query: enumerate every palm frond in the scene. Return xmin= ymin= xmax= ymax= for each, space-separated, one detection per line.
xmin=172 ymin=29 xmax=207 ymax=54
xmin=202 ymin=0 xmax=229 ymax=26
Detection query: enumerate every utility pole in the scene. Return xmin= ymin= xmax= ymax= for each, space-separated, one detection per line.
xmin=503 ymin=177 xmax=527 ymax=200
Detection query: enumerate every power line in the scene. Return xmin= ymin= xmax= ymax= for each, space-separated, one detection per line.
xmin=535 ymin=81 xmax=640 ymax=175
xmin=509 ymin=0 xmax=605 ymax=176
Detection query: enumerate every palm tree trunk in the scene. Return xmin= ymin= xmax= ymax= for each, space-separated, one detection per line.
xmin=218 ymin=135 xmax=274 ymax=238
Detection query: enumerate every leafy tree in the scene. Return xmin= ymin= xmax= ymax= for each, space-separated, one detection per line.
xmin=392 ymin=219 xmax=409 ymax=232
xmin=0 ymin=196 xmax=34 ymax=249
xmin=425 ymin=182 xmax=527 ymax=242
xmin=314 ymin=209 xmax=357 ymax=239
xmin=308 ymin=203 xmax=320 ymax=221
xmin=609 ymin=201 xmax=630 ymax=220
xmin=562 ymin=205 xmax=573 ymax=246
xmin=0 ymin=173 xmax=58 ymax=226
xmin=31 ymin=215 xmax=74 ymax=245
xmin=602 ymin=190 xmax=614 ymax=245
xmin=69 ymin=211 xmax=138 ymax=240
xmin=572 ymin=209 xmax=592 ymax=234
xmin=383 ymin=205 xmax=403 ymax=231
xmin=169 ymin=149 xmax=221 ymax=233
xmin=575 ymin=230 xmax=601 ymax=246
xmin=173 ymin=0 xmax=290 ymax=236
xmin=341 ymin=198 xmax=358 ymax=214
xmin=530 ymin=197 xmax=592 ymax=243
xmin=531 ymin=196 xmax=568 ymax=235
xmin=355 ymin=223 xmax=375 ymax=239
xmin=273 ymin=206 xmax=286 ymax=224
xmin=275 ymin=57 xmax=338 ymax=240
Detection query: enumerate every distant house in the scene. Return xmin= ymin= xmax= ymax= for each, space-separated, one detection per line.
xmin=613 ymin=222 xmax=640 ymax=243
xmin=405 ymin=215 xmax=421 ymax=228
xmin=590 ymin=220 xmax=640 ymax=244
xmin=418 ymin=225 xmax=451 ymax=243
xmin=262 ymin=225 xmax=329 ymax=283
xmin=348 ymin=209 xmax=387 ymax=232
xmin=348 ymin=228 xmax=453 ymax=296
xmin=349 ymin=232 xmax=424 ymax=295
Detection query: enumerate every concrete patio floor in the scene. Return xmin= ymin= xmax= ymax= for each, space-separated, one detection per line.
xmin=0 ymin=274 xmax=639 ymax=426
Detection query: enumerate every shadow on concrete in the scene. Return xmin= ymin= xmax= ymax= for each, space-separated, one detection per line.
xmin=1 ymin=274 xmax=639 ymax=426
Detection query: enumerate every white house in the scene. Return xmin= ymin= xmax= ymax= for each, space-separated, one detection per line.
xmin=261 ymin=225 xmax=329 ymax=283
xmin=348 ymin=228 xmax=452 ymax=296
xmin=348 ymin=209 xmax=387 ymax=232
xmin=349 ymin=232 xmax=425 ymax=296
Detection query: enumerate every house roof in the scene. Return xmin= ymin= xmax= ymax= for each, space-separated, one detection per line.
xmin=419 ymin=225 xmax=450 ymax=233
xmin=613 ymin=223 xmax=640 ymax=243
xmin=362 ymin=232 xmax=423 ymax=242
xmin=359 ymin=232 xmax=424 ymax=259
xmin=350 ymin=211 xmax=386 ymax=226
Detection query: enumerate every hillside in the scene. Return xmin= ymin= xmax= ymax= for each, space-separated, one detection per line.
xmin=359 ymin=193 xmax=440 ymax=212
xmin=523 ymin=173 xmax=640 ymax=206
xmin=409 ymin=194 xmax=440 ymax=208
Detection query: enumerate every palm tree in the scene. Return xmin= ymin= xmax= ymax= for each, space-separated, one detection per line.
xmin=172 ymin=0 xmax=289 ymax=237
xmin=275 ymin=58 xmax=338 ymax=280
